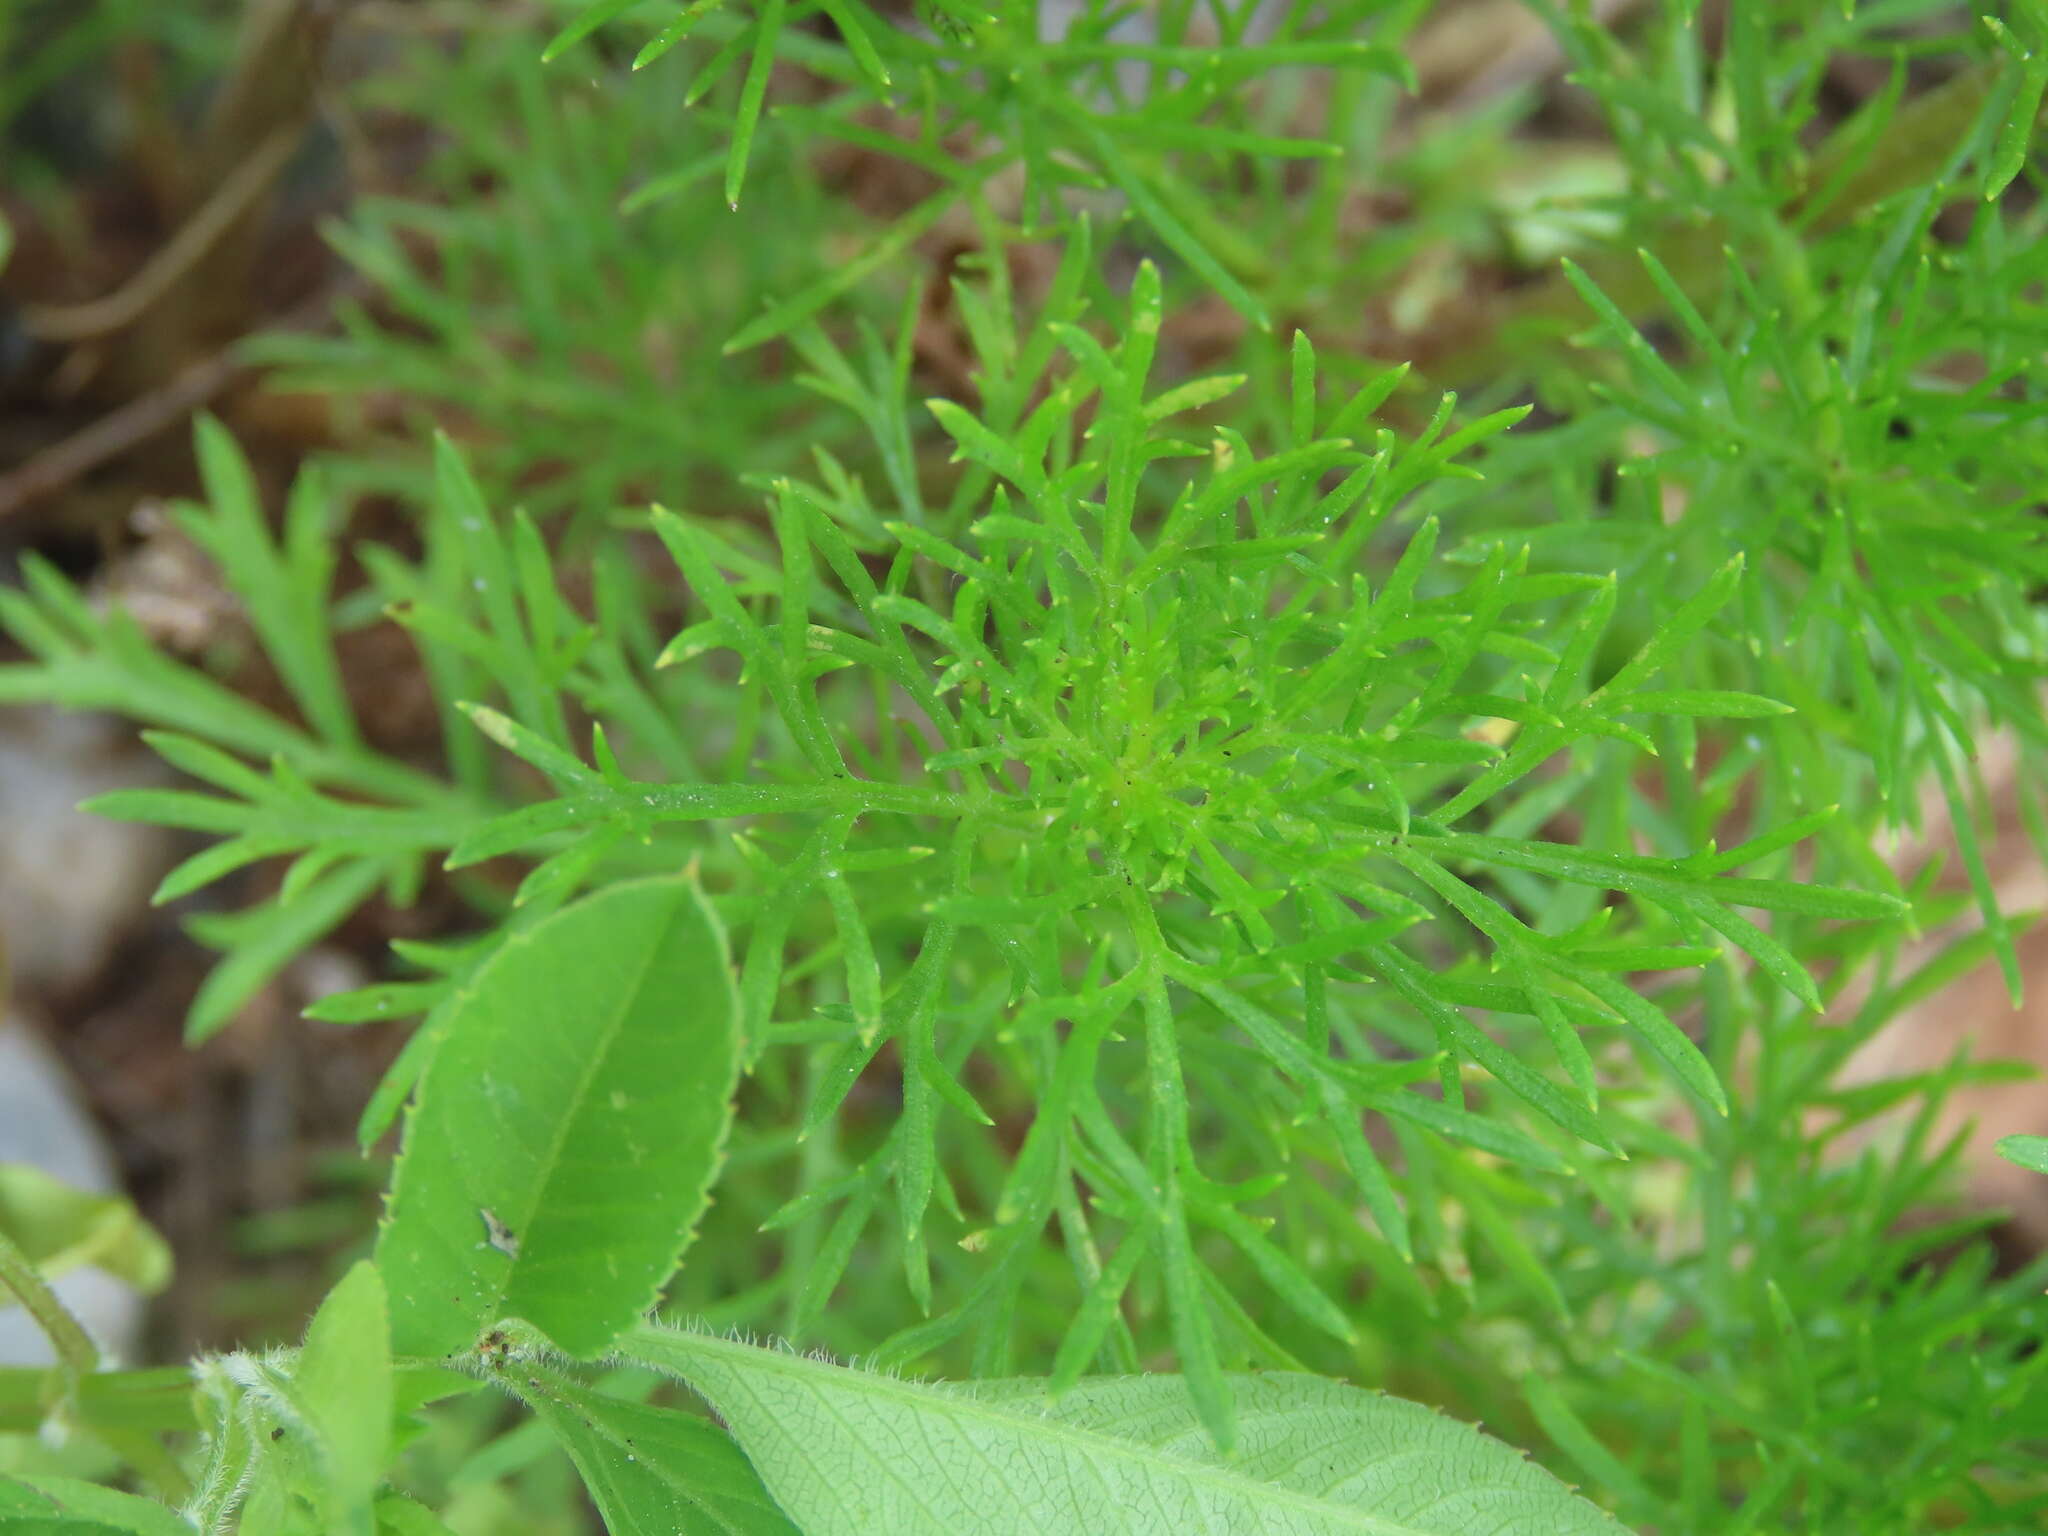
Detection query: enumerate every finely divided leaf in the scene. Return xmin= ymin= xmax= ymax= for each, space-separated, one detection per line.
xmin=623 ymin=1326 xmax=1629 ymax=1536
xmin=541 ymin=0 xmax=640 ymax=61
xmin=377 ymin=876 xmax=740 ymax=1359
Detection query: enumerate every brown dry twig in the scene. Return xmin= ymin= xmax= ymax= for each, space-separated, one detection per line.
xmin=0 ymin=353 xmax=241 ymax=521
xmin=16 ymin=126 xmax=304 ymax=347
xmin=0 ymin=277 xmax=366 ymax=521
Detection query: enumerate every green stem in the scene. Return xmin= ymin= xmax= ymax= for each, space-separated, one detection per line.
xmin=0 ymin=1231 xmax=192 ymax=1499
xmin=641 ymin=777 xmax=971 ymax=821
xmin=0 ymin=1225 xmax=98 ymax=1383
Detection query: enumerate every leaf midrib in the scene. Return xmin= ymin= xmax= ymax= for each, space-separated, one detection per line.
xmin=641 ymin=1329 xmax=1562 ymax=1536
xmin=485 ymin=890 xmax=691 ymax=1332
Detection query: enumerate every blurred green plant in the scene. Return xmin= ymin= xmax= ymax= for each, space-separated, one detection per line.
xmin=245 ymin=20 xmax=843 ymax=525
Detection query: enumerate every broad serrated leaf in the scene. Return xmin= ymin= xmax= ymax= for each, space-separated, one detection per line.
xmin=0 ymin=1475 xmax=194 ymax=1534
xmin=290 ymin=1262 xmax=393 ymax=1536
xmin=377 ymin=876 xmax=740 ymax=1359
xmin=621 ymin=1327 xmax=1629 ymax=1536
xmin=512 ymin=1371 xmax=798 ymax=1535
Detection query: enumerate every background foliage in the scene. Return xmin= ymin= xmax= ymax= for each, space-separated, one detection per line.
xmin=3 ymin=0 xmax=2048 ymax=1532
